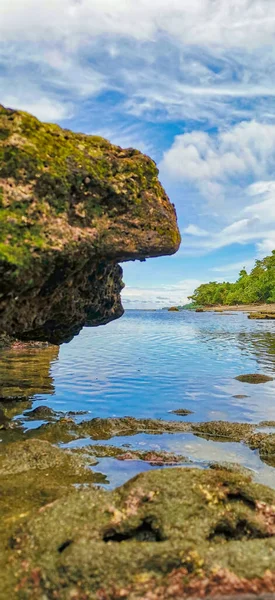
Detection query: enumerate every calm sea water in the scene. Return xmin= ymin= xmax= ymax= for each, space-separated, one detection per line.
xmin=2 ymin=309 xmax=275 ymax=488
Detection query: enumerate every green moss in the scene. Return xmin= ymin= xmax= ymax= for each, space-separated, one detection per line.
xmin=191 ymin=421 xmax=253 ymax=442
xmin=0 ymin=145 xmax=41 ymax=180
xmin=0 ymin=127 xmax=10 ymax=141
xmin=0 ymin=438 xmax=104 ymax=598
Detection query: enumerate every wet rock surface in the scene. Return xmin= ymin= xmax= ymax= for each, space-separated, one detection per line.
xmin=16 ymin=416 xmax=275 ymax=462
xmin=1 ymin=324 xmax=275 ymax=597
xmin=0 ymin=105 xmax=180 ymax=344
xmin=6 ymin=467 xmax=275 ymax=599
xmin=0 ymin=438 xmax=103 ymax=598
xmin=1 ymin=401 xmax=275 ymax=596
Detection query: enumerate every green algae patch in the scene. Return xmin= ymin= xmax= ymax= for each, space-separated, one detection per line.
xmin=8 ymin=467 xmax=275 ymax=599
xmin=191 ymin=421 xmax=254 ymax=442
xmin=247 ymin=433 xmax=275 ymax=460
xmin=0 ymin=438 xmax=104 ymax=599
xmin=235 ymin=373 xmax=274 ymax=384
xmin=0 ymin=437 xmax=98 ymax=476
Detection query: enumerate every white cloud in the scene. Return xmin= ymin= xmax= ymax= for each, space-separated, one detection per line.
xmin=2 ymin=1 xmax=275 ymax=124
xmin=257 ymin=237 xmax=275 ymax=256
xmin=88 ymin=123 xmax=156 ymax=156
xmin=183 ymin=225 xmax=209 ymax=237
xmin=211 ymin=260 xmax=255 ymax=274
xmin=161 ymin=121 xmax=275 ymax=189
xmin=1 ymin=93 xmax=73 ymax=122
xmin=161 ymin=120 xmax=275 ymax=258
xmin=121 ymin=279 xmax=203 ymax=308
xmin=2 ymin=0 xmax=275 ymax=49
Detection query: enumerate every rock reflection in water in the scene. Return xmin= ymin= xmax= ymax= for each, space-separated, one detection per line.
xmin=0 ymin=343 xmax=59 ymax=401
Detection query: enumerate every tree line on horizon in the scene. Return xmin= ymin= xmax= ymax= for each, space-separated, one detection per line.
xmin=188 ymin=250 xmax=275 ymax=307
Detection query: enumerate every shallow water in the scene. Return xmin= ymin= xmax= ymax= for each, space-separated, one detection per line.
xmin=1 ymin=309 xmax=275 ymax=487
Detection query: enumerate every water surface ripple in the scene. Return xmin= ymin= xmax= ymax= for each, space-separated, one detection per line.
xmin=1 ymin=309 xmax=275 ymax=488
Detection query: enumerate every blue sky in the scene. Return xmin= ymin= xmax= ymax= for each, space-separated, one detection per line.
xmin=2 ymin=0 xmax=275 ymax=307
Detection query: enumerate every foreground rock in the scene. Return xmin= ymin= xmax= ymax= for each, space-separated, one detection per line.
xmin=0 ymin=105 xmax=180 ymax=344
xmin=7 ymin=467 xmax=275 ymax=599
xmin=0 ymin=438 xmax=102 ymax=597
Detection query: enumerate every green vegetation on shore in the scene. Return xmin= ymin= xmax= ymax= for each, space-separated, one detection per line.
xmin=188 ymin=251 xmax=275 ymax=307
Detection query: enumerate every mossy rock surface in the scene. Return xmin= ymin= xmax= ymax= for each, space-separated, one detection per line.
xmin=8 ymin=467 xmax=275 ymax=599
xmin=0 ymin=104 xmax=180 ymax=343
xmin=0 ymin=438 xmax=103 ymax=598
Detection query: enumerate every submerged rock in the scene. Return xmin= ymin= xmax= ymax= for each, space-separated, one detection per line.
xmin=23 ymin=405 xmax=59 ymax=420
xmin=0 ymin=105 xmax=180 ymax=344
xmin=235 ymin=373 xmax=274 ymax=384
xmin=170 ymin=408 xmax=194 ymax=416
xmin=8 ymin=467 xmax=275 ymax=599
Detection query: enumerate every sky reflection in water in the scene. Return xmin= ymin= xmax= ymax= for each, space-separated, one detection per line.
xmin=1 ymin=310 xmax=275 ymax=488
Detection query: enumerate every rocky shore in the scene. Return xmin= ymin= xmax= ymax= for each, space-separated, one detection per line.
xmin=1 ymin=357 xmax=275 ymax=598
xmin=0 ymin=107 xmax=275 ymax=599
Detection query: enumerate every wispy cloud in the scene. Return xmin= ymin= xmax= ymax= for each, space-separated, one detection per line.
xmin=122 ymin=279 xmax=203 ymax=308
xmin=2 ymin=1 xmax=275 ymax=125
xmin=161 ymin=121 xmax=275 ymax=195
xmin=211 ymin=260 xmax=255 ymax=274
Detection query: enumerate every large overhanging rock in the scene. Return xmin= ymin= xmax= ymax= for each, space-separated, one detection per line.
xmin=0 ymin=105 xmax=180 ymax=344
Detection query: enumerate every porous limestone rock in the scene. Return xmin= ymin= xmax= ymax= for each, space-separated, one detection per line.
xmin=0 ymin=105 xmax=180 ymax=344
xmin=7 ymin=467 xmax=275 ymax=599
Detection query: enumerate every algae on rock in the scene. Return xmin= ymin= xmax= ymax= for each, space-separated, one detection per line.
xmin=7 ymin=467 xmax=275 ymax=599
xmin=0 ymin=104 xmax=180 ymax=344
